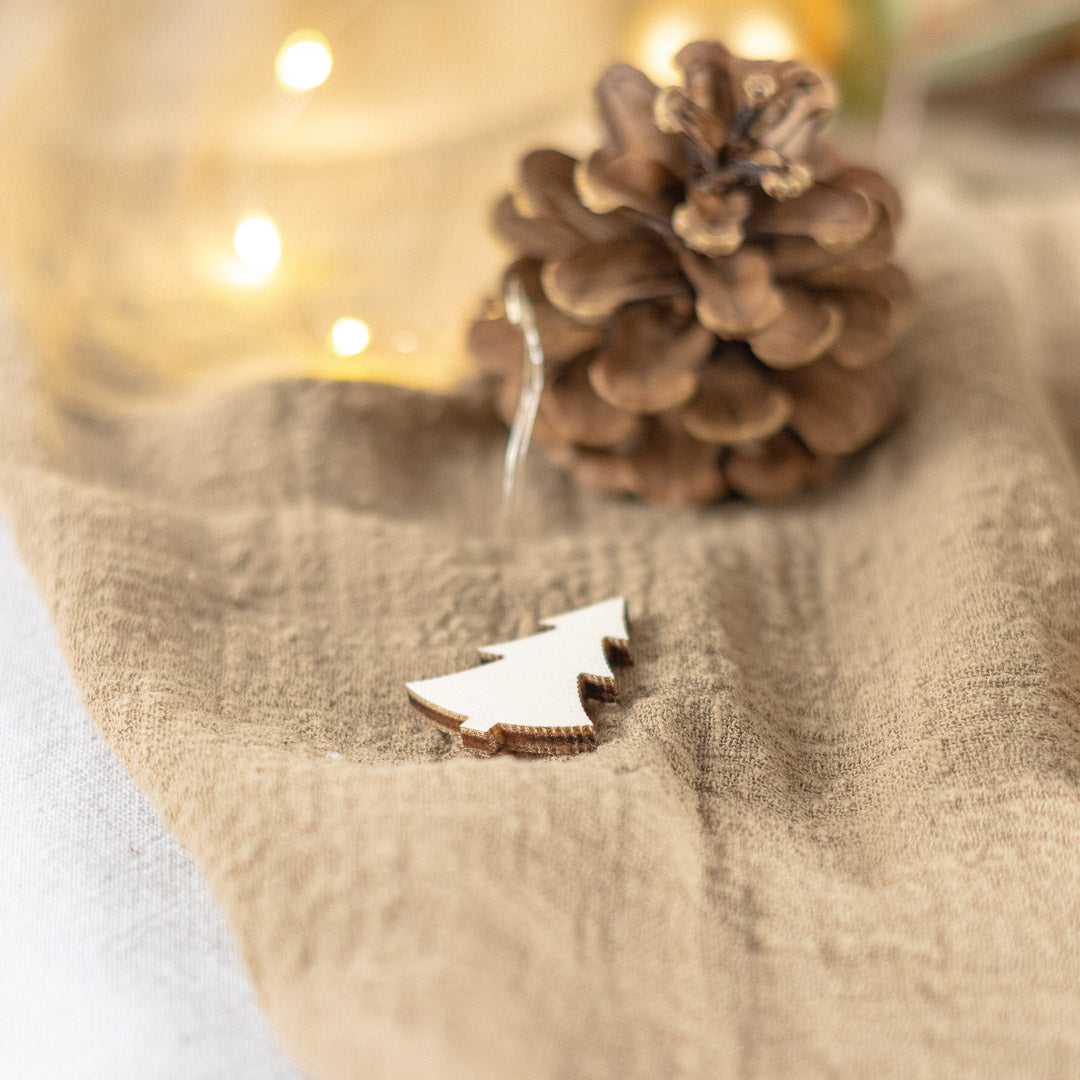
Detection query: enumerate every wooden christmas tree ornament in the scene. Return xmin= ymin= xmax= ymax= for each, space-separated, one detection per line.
xmin=406 ymin=598 xmax=631 ymax=756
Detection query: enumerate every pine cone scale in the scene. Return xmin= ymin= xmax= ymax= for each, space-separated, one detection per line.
xmin=745 ymin=286 xmax=843 ymax=368
xmin=575 ymin=148 xmax=683 ymax=219
xmin=725 ymin=432 xmax=835 ymax=502
xmin=781 ymin=359 xmax=902 ymax=455
xmin=672 ymin=184 xmax=751 ymax=256
xmin=491 ymin=194 xmax=583 ymax=260
xmin=681 ymin=347 xmax=794 ymax=443
xmin=542 ymin=355 xmax=644 ymax=448
xmin=751 ymin=181 xmax=877 ymax=250
xmin=680 ymin=246 xmax=784 ymax=338
xmin=514 ymin=149 xmax=634 ymax=245
xmin=828 ymin=290 xmax=894 ymax=369
xmin=589 ymin=302 xmax=714 ymax=413
xmin=542 ymin=236 xmax=689 ymax=323
xmin=594 ymin=63 xmax=689 ymax=172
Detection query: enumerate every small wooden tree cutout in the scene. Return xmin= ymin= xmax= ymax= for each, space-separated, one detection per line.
xmin=406 ymin=597 xmax=631 ymax=756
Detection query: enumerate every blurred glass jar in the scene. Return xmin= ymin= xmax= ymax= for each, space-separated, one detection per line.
xmin=0 ymin=0 xmax=631 ymax=408
xmin=0 ymin=0 xmax=913 ymax=409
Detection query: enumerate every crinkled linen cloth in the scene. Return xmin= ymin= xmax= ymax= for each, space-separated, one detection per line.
xmin=1 ymin=170 xmax=1079 ymax=1080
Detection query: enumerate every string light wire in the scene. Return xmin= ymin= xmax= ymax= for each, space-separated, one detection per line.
xmin=501 ymin=276 xmax=545 ymax=515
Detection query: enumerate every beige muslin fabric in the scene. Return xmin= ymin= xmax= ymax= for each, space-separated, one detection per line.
xmin=2 ymin=172 xmax=1080 ymax=1080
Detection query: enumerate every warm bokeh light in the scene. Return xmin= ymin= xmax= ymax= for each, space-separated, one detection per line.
xmin=624 ymin=0 xmax=844 ymax=86
xmin=329 ymin=317 xmax=371 ymax=357
xmin=392 ymin=330 xmax=420 ymax=355
xmin=0 ymin=1 xmax=634 ymax=401
xmin=275 ymin=31 xmax=333 ymax=92
xmin=233 ymin=214 xmax=282 ymax=278
xmin=729 ymin=12 xmax=800 ymax=59
xmin=638 ymin=14 xmax=700 ymax=85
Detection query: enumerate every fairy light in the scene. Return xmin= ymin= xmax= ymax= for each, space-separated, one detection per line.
xmin=275 ymin=31 xmax=333 ymax=92
xmin=639 ymin=14 xmax=698 ymax=84
xmin=233 ymin=214 xmax=282 ymax=279
xmin=729 ymin=12 xmax=800 ymax=59
xmin=626 ymin=1 xmax=812 ymax=85
xmin=330 ymin=317 xmax=371 ymax=357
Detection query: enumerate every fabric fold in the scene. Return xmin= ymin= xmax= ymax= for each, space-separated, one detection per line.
xmin=1 ymin=181 xmax=1080 ymax=1080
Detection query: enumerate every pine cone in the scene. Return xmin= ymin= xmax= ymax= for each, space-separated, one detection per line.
xmin=468 ymin=42 xmax=914 ymax=507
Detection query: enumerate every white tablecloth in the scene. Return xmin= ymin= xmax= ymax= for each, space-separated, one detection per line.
xmin=0 ymin=517 xmax=305 ymax=1080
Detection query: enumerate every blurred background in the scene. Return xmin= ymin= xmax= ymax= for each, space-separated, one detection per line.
xmin=0 ymin=0 xmax=1076 ymax=410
